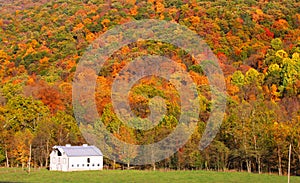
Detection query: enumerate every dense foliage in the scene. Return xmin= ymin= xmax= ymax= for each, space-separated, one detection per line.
xmin=0 ymin=0 xmax=300 ymax=175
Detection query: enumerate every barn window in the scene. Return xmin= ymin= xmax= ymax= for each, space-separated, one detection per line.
xmin=57 ymin=150 xmax=62 ymax=156
xmin=87 ymin=164 xmax=90 ymax=167
xmin=97 ymin=164 xmax=100 ymax=167
xmin=92 ymin=164 xmax=95 ymax=167
xmin=87 ymin=158 xmax=90 ymax=163
xmin=72 ymin=164 xmax=74 ymax=167
xmin=82 ymin=164 xmax=84 ymax=167
xmin=77 ymin=164 xmax=79 ymax=167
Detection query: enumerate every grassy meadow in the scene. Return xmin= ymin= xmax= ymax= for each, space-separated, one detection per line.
xmin=0 ymin=168 xmax=299 ymax=183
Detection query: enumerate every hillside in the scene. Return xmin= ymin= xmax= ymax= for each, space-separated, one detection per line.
xmin=0 ymin=0 xmax=299 ymax=175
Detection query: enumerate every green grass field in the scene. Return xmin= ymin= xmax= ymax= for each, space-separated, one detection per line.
xmin=0 ymin=168 xmax=299 ymax=183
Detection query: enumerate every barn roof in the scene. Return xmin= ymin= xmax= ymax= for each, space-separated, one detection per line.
xmin=53 ymin=145 xmax=103 ymax=157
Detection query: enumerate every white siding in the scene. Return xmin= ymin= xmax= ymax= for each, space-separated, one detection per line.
xmin=50 ymin=150 xmax=69 ymax=171
xmin=68 ymin=156 xmax=103 ymax=171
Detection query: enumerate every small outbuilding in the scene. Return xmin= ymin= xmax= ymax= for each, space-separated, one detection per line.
xmin=49 ymin=144 xmax=103 ymax=171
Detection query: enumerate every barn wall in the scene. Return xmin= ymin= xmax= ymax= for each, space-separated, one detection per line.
xmin=49 ymin=152 xmax=68 ymax=171
xmin=49 ymin=151 xmax=56 ymax=171
xmin=68 ymin=156 xmax=103 ymax=171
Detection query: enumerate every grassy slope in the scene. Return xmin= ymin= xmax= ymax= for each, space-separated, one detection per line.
xmin=0 ymin=168 xmax=300 ymax=183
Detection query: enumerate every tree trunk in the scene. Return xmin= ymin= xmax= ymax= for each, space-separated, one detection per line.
xmin=253 ymin=135 xmax=261 ymax=174
xmin=113 ymin=159 xmax=116 ymax=170
xmin=240 ymin=161 xmax=243 ymax=172
xmin=28 ymin=144 xmax=32 ymax=174
xmin=45 ymin=141 xmax=49 ymax=168
xmin=246 ymin=160 xmax=251 ymax=173
xmin=278 ymin=147 xmax=282 ymax=176
xmin=298 ymin=142 xmax=300 ymax=164
xmin=257 ymin=156 xmax=262 ymax=174
xmin=288 ymin=144 xmax=291 ymax=183
xmin=5 ymin=149 xmax=9 ymax=167
xmin=243 ymin=141 xmax=251 ymax=173
xmin=151 ymin=148 xmax=155 ymax=171
xmin=177 ymin=152 xmax=182 ymax=170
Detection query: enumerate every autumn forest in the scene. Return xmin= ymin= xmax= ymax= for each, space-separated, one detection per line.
xmin=0 ymin=0 xmax=300 ymax=176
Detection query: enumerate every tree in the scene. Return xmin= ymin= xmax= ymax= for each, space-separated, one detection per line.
xmin=272 ymin=121 xmax=290 ymax=176
xmin=51 ymin=111 xmax=84 ymax=146
xmin=231 ymin=70 xmax=245 ymax=88
xmin=4 ymin=95 xmax=49 ymax=132
xmin=32 ymin=116 xmax=54 ymax=168
xmin=114 ymin=126 xmax=137 ymax=169
xmin=11 ymin=129 xmax=33 ymax=169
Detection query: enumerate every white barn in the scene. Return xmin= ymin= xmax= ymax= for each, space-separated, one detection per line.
xmin=49 ymin=144 xmax=103 ymax=171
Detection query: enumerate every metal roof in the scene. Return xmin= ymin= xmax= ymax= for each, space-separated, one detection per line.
xmin=54 ymin=145 xmax=103 ymax=157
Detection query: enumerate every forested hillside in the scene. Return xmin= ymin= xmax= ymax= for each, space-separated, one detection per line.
xmin=0 ymin=0 xmax=300 ymax=175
